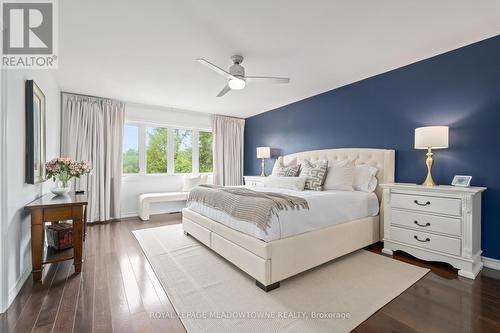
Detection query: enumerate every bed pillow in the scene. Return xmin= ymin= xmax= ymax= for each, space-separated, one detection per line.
xmin=264 ymin=176 xmax=306 ymax=191
xmin=353 ymin=164 xmax=378 ymax=192
xmin=323 ymin=160 xmax=355 ymax=191
xmin=182 ymin=174 xmax=208 ymax=192
xmin=271 ymin=157 xmax=300 ymax=176
xmin=299 ymin=159 xmax=328 ymax=191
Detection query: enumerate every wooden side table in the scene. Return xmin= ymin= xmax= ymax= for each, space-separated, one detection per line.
xmin=25 ymin=193 xmax=88 ymax=281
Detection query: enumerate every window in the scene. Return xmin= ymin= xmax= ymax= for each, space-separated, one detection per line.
xmin=123 ymin=123 xmax=212 ymax=175
xmin=174 ymin=129 xmax=193 ymax=173
xmin=146 ymin=127 xmax=168 ymax=173
xmin=122 ymin=125 xmax=139 ymax=173
xmin=199 ymin=131 xmax=213 ymax=173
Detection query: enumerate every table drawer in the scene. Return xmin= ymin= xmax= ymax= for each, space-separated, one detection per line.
xmin=390 ymin=226 xmax=461 ymax=256
xmin=43 ymin=207 xmax=73 ymax=221
xmin=391 ymin=210 xmax=461 ymax=236
xmin=391 ymin=193 xmax=461 ymax=216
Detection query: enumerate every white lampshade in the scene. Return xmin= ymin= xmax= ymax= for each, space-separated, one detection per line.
xmin=415 ymin=126 xmax=449 ymax=149
xmin=256 ymin=147 xmax=271 ymax=158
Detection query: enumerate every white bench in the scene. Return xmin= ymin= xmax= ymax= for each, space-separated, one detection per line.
xmin=139 ymin=192 xmax=189 ymax=221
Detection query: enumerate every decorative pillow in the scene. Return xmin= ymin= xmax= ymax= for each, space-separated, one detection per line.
xmin=353 ymin=164 xmax=378 ymax=192
xmin=299 ymin=159 xmax=328 ymax=191
xmin=272 ymin=156 xmax=300 ymax=177
xmin=274 ymin=164 xmax=300 ymax=177
xmin=323 ymin=160 xmax=355 ymax=191
xmin=182 ymin=174 xmax=208 ymax=192
xmin=264 ymin=176 xmax=306 ymax=191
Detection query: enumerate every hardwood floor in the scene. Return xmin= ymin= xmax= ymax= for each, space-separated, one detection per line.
xmin=1 ymin=213 xmax=500 ymax=333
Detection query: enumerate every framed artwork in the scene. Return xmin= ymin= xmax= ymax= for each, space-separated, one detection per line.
xmin=25 ymin=80 xmax=46 ymax=184
xmin=451 ymin=175 xmax=472 ymax=187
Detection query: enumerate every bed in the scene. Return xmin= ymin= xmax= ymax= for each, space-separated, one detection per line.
xmin=182 ymin=148 xmax=395 ymax=291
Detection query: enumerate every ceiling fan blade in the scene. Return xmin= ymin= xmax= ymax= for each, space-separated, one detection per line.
xmin=245 ymin=76 xmax=290 ymax=84
xmin=216 ymin=84 xmax=231 ymax=97
xmin=196 ymin=59 xmax=236 ymax=80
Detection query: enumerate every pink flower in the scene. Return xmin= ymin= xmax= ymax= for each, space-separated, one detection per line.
xmin=45 ymin=157 xmax=92 ymax=181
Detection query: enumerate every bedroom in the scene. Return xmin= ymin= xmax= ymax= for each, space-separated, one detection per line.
xmin=1 ymin=1 xmax=500 ymax=332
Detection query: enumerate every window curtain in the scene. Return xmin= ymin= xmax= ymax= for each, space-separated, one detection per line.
xmin=213 ymin=115 xmax=245 ymax=186
xmin=61 ymin=93 xmax=125 ymax=222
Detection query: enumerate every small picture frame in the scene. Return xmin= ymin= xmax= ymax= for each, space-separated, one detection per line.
xmin=451 ymin=175 xmax=472 ymax=187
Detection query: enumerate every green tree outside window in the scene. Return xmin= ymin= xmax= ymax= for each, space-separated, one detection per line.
xmin=199 ymin=131 xmax=213 ymax=173
xmin=174 ymin=129 xmax=193 ymax=173
xmin=146 ymin=127 xmax=168 ymax=173
xmin=123 ymin=125 xmax=139 ymax=173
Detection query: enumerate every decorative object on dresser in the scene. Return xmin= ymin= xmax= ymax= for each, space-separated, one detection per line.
xmin=414 ymin=126 xmax=449 ymax=186
xmin=24 ymin=193 xmax=88 ymax=281
xmin=452 ymin=175 xmax=472 ymax=187
xmin=25 ymin=80 xmax=46 ymax=184
xmin=256 ymin=147 xmax=271 ymax=176
xmin=381 ymin=183 xmax=486 ymax=279
xmin=244 ymin=175 xmax=266 ymax=186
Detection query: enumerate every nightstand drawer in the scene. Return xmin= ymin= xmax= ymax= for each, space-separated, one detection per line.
xmin=244 ymin=176 xmax=266 ymax=187
xmin=391 ymin=210 xmax=461 ymax=236
xmin=390 ymin=226 xmax=461 ymax=256
xmin=246 ymin=180 xmax=264 ymax=186
xmin=391 ymin=193 xmax=461 ymax=216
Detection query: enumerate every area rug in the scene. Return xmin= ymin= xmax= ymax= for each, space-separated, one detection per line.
xmin=133 ymin=224 xmax=429 ymax=333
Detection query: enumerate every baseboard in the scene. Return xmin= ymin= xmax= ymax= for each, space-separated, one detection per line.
xmin=121 ymin=209 xmax=183 ymax=220
xmin=121 ymin=211 xmax=139 ymax=219
xmin=482 ymin=256 xmax=500 ymax=271
xmin=6 ymin=266 xmax=31 ymax=311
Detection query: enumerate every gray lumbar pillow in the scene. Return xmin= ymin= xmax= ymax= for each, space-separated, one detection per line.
xmin=299 ymin=159 xmax=328 ymax=191
xmin=272 ymin=156 xmax=300 ymax=177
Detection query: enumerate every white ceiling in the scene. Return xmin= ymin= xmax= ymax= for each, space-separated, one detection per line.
xmin=56 ymin=0 xmax=500 ymax=118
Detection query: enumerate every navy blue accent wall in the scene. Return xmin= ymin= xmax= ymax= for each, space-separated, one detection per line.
xmin=244 ymin=35 xmax=500 ymax=260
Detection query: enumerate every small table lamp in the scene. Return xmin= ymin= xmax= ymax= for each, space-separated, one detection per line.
xmin=414 ymin=126 xmax=449 ymax=186
xmin=256 ymin=147 xmax=271 ymax=177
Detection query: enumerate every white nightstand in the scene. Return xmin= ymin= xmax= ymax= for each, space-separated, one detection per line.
xmin=244 ymin=176 xmax=266 ymax=186
xmin=380 ymin=183 xmax=486 ymax=279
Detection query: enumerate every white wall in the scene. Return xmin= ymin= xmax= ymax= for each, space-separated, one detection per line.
xmin=121 ymin=103 xmax=212 ymax=217
xmin=0 ymin=69 xmax=7 ymax=313
xmin=0 ymin=69 xmax=60 ymax=313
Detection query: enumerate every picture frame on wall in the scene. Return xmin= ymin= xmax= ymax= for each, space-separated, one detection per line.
xmin=25 ymin=80 xmax=46 ymax=184
xmin=451 ymin=175 xmax=472 ymax=187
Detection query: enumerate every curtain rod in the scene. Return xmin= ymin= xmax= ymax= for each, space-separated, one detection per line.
xmin=61 ymin=91 xmax=117 ymax=101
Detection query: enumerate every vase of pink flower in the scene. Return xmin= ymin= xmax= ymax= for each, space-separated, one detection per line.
xmin=45 ymin=157 xmax=92 ymax=196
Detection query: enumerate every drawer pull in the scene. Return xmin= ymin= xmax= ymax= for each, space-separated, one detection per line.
xmin=414 ymin=235 xmax=430 ymax=243
xmin=414 ymin=200 xmax=431 ymax=206
xmin=414 ymin=220 xmax=431 ymax=227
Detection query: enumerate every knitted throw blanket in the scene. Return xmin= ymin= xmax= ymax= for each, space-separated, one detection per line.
xmin=187 ymin=185 xmax=309 ymax=232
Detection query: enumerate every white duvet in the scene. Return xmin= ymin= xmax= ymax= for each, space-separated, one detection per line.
xmin=187 ymin=186 xmax=379 ymax=242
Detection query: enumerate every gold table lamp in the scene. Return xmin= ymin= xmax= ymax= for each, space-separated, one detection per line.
xmin=414 ymin=126 xmax=449 ymax=186
xmin=256 ymin=147 xmax=271 ymax=177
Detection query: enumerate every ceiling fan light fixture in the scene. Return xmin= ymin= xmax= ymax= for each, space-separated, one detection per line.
xmin=228 ymin=78 xmax=246 ymax=90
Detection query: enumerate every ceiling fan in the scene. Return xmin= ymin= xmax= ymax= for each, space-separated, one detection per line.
xmin=196 ymin=55 xmax=290 ymax=97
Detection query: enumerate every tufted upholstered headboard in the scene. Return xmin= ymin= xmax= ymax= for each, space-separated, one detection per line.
xmin=282 ymin=148 xmax=395 ymax=202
